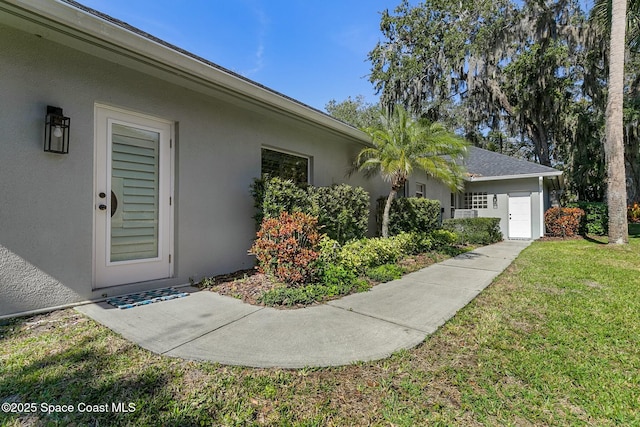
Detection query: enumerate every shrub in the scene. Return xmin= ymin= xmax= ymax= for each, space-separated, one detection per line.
xmin=250 ymin=177 xmax=310 ymax=229
xmin=377 ymin=197 xmax=441 ymax=236
xmin=251 ymin=178 xmax=370 ymax=242
xmin=429 ymin=229 xmax=458 ymax=249
xmin=366 ymin=264 xmax=404 ymax=282
xmin=396 ymin=232 xmax=433 ymax=254
xmin=258 ymin=285 xmax=325 ymax=306
xmin=258 ymin=267 xmax=370 ymax=306
xmin=442 ymin=218 xmax=503 ymax=245
xmin=339 ymin=236 xmax=408 ymax=272
xmin=628 ymin=202 xmax=640 ymax=224
xmin=310 ymin=184 xmax=369 ymax=243
xmin=567 ymin=202 xmax=608 ymax=235
xmin=321 ymin=263 xmax=356 ymax=286
xmin=411 ymin=233 xmax=434 ymax=253
xmin=249 ymin=211 xmax=321 ymax=287
xmin=317 ymin=236 xmax=342 ymax=266
xmin=544 ymin=207 xmax=585 ymax=237
xmin=319 ymin=263 xmax=360 ymax=296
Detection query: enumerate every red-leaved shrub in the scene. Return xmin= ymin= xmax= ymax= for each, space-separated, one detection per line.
xmin=544 ymin=207 xmax=585 ymax=237
xmin=249 ymin=211 xmax=321 ymax=287
xmin=628 ymin=202 xmax=640 ymax=223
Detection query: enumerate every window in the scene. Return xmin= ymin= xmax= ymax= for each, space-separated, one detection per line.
xmin=464 ymin=192 xmax=488 ymax=209
xmin=415 ymin=182 xmax=426 ymax=198
xmin=261 ymin=148 xmax=309 ymax=184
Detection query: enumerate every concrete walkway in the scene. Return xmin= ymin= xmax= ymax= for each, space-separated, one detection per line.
xmin=76 ymin=240 xmax=531 ymax=368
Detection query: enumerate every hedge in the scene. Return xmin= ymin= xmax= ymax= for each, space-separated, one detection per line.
xmin=544 ymin=207 xmax=584 ymax=238
xmin=566 ymin=201 xmax=608 ymax=235
xmin=251 ymin=177 xmax=370 ymax=244
xmin=309 ymin=184 xmax=369 ymax=244
xmin=442 ymin=217 xmax=503 ymax=245
xmin=377 ymin=197 xmax=441 ymax=236
xmin=250 ymin=177 xmax=309 ymax=229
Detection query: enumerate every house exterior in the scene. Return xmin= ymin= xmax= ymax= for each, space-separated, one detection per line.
xmin=0 ymin=1 xmax=561 ymax=319
xmin=453 ymin=147 xmax=563 ymax=240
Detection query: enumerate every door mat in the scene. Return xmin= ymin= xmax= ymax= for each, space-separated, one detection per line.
xmin=106 ymin=287 xmax=189 ymax=309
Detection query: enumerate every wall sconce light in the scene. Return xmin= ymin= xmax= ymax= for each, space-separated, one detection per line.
xmin=44 ymin=106 xmax=70 ymax=154
xmin=493 ymin=194 xmax=498 ymax=209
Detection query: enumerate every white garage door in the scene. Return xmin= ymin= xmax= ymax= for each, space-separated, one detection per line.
xmin=508 ymin=193 xmax=532 ymax=239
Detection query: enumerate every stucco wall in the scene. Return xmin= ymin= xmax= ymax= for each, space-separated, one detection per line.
xmin=464 ymin=178 xmax=543 ymax=239
xmin=0 ymin=23 xmax=391 ymax=317
xmin=404 ymin=175 xmax=451 ymax=219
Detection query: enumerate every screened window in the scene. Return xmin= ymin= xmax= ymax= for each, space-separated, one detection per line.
xmin=261 ymin=148 xmax=309 ymax=184
xmin=415 ymin=182 xmax=426 ymax=198
xmin=464 ymin=192 xmax=488 ymax=209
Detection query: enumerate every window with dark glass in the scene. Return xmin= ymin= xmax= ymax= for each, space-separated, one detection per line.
xmin=261 ymin=148 xmax=309 ymax=184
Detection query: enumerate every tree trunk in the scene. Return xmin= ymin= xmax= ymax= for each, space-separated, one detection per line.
xmin=381 ymin=188 xmax=397 ymax=238
xmin=526 ymin=120 xmax=551 ymax=167
xmin=605 ymin=0 xmax=629 ymax=244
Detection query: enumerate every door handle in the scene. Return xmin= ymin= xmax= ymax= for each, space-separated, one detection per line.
xmin=111 ymin=191 xmax=118 ymax=217
xmin=99 ymin=204 xmax=107 ymax=210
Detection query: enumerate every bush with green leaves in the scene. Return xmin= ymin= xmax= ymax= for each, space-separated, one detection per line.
xmin=365 ymin=264 xmax=404 ymax=282
xmin=258 ymin=266 xmax=370 ymax=306
xmin=320 ymin=263 xmax=357 ymax=287
xmin=310 ymin=184 xmax=369 ymax=243
xmin=258 ymin=284 xmax=326 ymax=306
xmin=429 ymin=229 xmax=458 ymax=249
xmin=258 ymin=228 xmax=463 ymax=306
xmin=317 ymin=236 xmax=342 ymax=266
xmin=442 ymin=217 xmax=502 ymax=245
xmin=567 ymin=202 xmax=608 ymax=235
xmin=251 ymin=178 xmax=370 ymax=242
xmin=250 ymin=177 xmax=310 ymax=229
xmin=377 ymin=197 xmax=441 ymax=236
xmin=339 ymin=235 xmax=411 ymax=272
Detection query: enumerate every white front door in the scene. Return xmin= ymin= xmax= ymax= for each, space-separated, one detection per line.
xmin=508 ymin=193 xmax=532 ymax=239
xmin=94 ymin=105 xmax=173 ymax=289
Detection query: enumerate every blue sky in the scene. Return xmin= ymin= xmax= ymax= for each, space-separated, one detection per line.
xmin=77 ymin=0 xmax=405 ymax=112
xmin=76 ymin=1 xmax=595 ymax=113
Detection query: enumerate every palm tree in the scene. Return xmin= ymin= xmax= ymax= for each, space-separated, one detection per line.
xmin=592 ymin=0 xmax=640 ymax=52
xmin=354 ymin=105 xmax=468 ymax=238
xmin=605 ymin=0 xmax=629 ymax=244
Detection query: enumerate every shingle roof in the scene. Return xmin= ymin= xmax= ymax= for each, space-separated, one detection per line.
xmin=464 ymin=146 xmax=562 ymax=180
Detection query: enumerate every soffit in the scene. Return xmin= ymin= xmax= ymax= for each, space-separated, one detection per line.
xmin=0 ymin=0 xmax=369 ymax=144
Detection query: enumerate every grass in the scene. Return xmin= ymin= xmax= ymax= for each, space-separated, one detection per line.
xmin=1 ymin=229 xmax=639 ymax=425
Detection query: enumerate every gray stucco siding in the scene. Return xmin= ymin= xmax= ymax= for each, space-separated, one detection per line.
xmin=0 ymin=23 xmax=387 ymax=317
xmin=464 ymin=178 xmax=543 ymax=239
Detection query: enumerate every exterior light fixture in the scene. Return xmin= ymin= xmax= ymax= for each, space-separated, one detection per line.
xmin=44 ymin=106 xmax=70 ymax=154
xmin=493 ymin=194 xmax=498 ymax=209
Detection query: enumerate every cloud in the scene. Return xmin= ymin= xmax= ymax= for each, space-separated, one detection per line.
xmin=242 ymin=6 xmax=269 ymax=77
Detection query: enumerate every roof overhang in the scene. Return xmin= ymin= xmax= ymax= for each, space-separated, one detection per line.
xmin=0 ymin=0 xmax=371 ymax=144
xmin=465 ymin=171 xmax=563 ymax=182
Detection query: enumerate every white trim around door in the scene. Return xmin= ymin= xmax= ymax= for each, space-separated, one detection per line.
xmin=94 ymin=105 xmax=174 ymax=289
xmin=508 ymin=192 xmax=532 ymax=239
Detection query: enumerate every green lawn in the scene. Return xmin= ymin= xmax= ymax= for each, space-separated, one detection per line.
xmin=1 ymin=229 xmax=639 ymax=426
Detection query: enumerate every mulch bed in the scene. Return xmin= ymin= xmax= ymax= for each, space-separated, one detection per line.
xmin=201 ymin=269 xmax=278 ymax=306
xmin=200 ymin=251 xmax=449 ymax=307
